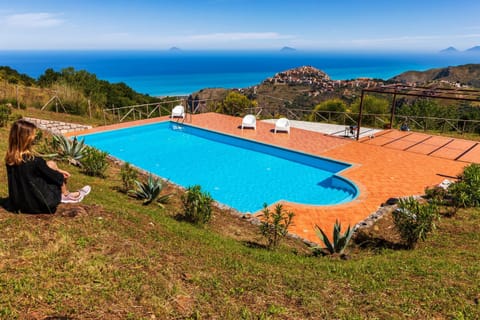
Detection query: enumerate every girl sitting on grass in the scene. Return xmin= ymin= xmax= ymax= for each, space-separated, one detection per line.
xmin=4 ymin=119 xmax=90 ymax=214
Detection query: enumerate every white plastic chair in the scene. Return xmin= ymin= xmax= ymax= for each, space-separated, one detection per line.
xmin=171 ymin=105 xmax=185 ymax=119
xmin=274 ymin=117 xmax=290 ymax=134
xmin=241 ymin=114 xmax=256 ymax=130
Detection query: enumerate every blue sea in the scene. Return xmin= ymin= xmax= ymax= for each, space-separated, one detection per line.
xmin=1 ymin=50 xmax=479 ymax=97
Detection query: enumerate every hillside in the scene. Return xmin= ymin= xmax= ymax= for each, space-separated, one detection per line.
xmin=390 ymin=63 xmax=480 ymax=88
xmin=0 ymin=109 xmax=479 ymax=319
xmin=193 ymin=66 xmax=383 ymax=112
xmin=0 ymin=66 xmax=159 ymax=115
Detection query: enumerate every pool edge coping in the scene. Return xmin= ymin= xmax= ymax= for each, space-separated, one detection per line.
xmin=73 ymin=117 xmax=362 ymax=211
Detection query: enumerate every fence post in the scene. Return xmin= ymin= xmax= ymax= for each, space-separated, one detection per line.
xmin=88 ymin=99 xmax=92 ymax=119
xmin=15 ymin=85 xmax=19 ymax=109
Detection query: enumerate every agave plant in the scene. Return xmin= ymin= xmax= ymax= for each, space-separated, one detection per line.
xmin=156 ymin=193 xmax=171 ymax=208
xmin=314 ymin=220 xmax=354 ymax=255
xmin=130 ymin=174 xmax=162 ymax=205
xmin=52 ymin=134 xmax=87 ymax=166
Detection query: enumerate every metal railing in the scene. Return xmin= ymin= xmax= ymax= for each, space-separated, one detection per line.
xmin=244 ymin=107 xmax=480 ymax=135
xmin=102 ymin=101 xmax=480 ymax=136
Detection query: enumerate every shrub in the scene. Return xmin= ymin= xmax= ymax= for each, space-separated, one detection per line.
xmin=313 ymin=220 xmax=354 ymax=255
xmin=120 ymin=162 xmax=138 ymax=193
xmin=130 ymin=173 xmax=163 ymax=205
xmin=392 ymin=197 xmax=439 ymax=249
xmin=181 ymin=185 xmax=213 ymax=225
xmin=424 ymin=185 xmax=449 ymax=205
xmin=259 ymin=203 xmax=295 ymax=249
xmin=448 ymin=164 xmax=480 ymax=208
xmin=424 ymin=185 xmax=447 ymax=200
xmin=52 ymin=135 xmax=87 ymax=165
xmin=0 ymin=104 xmax=11 ymax=127
xmin=424 ymin=185 xmax=457 ymax=217
xmin=309 ymin=99 xmax=347 ymax=122
xmin=0 ymin=98 xmax=26 ymax=110
xmin=62 ymin=99 xmax=87 ymax=115
xmin=80 ymin=146 xmax=109 ymax=177
xmin=9 ymin=113 xmax=23 ymax=121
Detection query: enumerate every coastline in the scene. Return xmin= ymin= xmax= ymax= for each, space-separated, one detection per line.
xmin=1 ymin=50 xmax=479 ymax=96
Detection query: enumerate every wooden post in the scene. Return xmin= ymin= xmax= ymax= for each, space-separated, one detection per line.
xmin=356 ymin=91 xmax=365 ymax=140
xmin=88 ymin=99 xmax=92 ymax=119
xmin=15 ymin=85 xmax=19 ymax=109
xmin=389 ymin=93 xmax=397 ymax=129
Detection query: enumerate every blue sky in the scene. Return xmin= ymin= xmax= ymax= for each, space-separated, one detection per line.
xmin=1 ymin=0 xmax=480 ymax=51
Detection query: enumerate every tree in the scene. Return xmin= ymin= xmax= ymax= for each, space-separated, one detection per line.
xmin=351 ymin=95 xmax=390 ymax=115
xmin=37 ymin=67 xmax=157 ymax=110
xmin=38 ymin=68 xmax=60 ymax=87
xmin=0 ymin=66 xmax=36 ymax=86
xmin=218 ymin=91 xmax=257 ymax=116
xmin=350 ymin=95 xmax=390 ymax=126
xmin=309 ymin=98 xmax=347 ymax=122
xmin=313 ymin=98 xmax=347 ymax=112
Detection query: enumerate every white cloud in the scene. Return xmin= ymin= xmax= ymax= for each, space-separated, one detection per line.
xmin=5 ymin=12 xmax=64 ymax=28
xmin=456 ymin=33 xmax=480 ymax=39
xmin=351 ymin=35 xmax=442 ymax=45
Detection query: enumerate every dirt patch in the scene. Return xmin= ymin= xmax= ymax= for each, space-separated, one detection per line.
xmin=352 ymin=206 xmax=405 ymax=250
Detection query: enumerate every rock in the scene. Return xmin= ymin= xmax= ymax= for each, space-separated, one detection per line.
xmin=384 ymin=197 xmax=399 ymax=206
xmin=56 ymin=204 xmax=88 ymax=217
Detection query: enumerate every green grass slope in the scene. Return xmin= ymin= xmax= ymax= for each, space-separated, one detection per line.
xmin=0 ymin=110 xmax=479 ymax=319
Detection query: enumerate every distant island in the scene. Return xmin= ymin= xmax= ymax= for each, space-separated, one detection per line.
xmin=440 ymin=47 xmax=458 ymax=53
xmin=466 ymin=46 xmax=480 ymax=52
xmin=280 ymin=46 xmax=296 ymax=52
xmin=169 ymin=47 xmax=181 ymax=51
xmin=440 ymin=45 xmax=480 ymax=53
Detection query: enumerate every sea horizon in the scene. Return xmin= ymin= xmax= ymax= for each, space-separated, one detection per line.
xmin=1 ymin=50 xmax=480 ymax=97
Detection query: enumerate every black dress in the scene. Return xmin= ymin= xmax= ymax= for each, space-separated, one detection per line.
xmin=5 ymin=157 xmax=64 ymax=214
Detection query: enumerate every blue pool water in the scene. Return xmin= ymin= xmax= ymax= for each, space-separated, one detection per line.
xmin=78 ymin=121 xmax=358 ymax=213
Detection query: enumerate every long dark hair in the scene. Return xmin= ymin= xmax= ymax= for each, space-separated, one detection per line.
xmin=5 ymin=119 xmax=37 ymax=166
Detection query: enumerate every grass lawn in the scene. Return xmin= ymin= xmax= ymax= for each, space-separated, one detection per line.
xmin=0 ymin=109 xmax=479 ymax=319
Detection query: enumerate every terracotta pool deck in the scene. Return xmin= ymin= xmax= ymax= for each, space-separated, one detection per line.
xmin=72 ymin=113 xmax=473 ymax=243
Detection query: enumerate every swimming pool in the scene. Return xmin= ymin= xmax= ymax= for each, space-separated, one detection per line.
xmin=77 ymin=121 xmax=358 ymax=213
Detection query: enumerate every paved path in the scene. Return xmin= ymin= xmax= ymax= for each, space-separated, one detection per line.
xmin=261 ymin=119 xmax=383 ymax=139
xmin=363 ymin=129 xmax=480 ymax=163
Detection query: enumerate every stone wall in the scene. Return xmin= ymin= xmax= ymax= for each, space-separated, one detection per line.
xmin=23 ymin=117 xmax=92 ymax=135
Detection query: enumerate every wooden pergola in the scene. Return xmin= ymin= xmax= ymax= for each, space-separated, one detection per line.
xmin=355 ymin=84 xmax=480 ymax=140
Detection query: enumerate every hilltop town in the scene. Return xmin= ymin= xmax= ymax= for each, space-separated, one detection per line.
xmin=194 ymin=64 xmax=480 ymax=111
xmin=262 ymin=65 xmax=382 ymax=95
